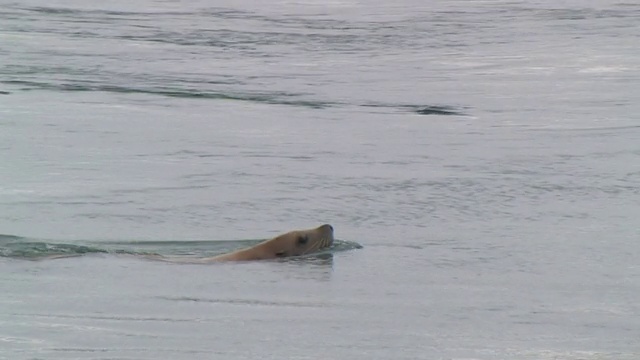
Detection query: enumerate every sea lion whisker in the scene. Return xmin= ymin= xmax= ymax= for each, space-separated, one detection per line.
xmin=302 ymin=240 xmax=320 ymax=255
xmin=304 ymin=236 xmax=326 ymax=255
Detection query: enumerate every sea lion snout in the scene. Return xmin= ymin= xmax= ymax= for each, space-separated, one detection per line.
xmin=318 ymin=224 xmax=334 ymax=246
xmin=316 ymin=224 xmax=334 ymax=250
xmin=320 ymin=224 xmax=334 ymax=232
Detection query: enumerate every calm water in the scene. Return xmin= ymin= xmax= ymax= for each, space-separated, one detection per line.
xmin=1 ymin=0 xmax=639 ymax=359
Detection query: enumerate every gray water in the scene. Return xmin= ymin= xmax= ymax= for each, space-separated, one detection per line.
xmin=1 ymin=0 xmax=640 ymax=359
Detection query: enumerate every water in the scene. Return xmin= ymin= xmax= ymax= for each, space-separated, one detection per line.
xmin=1 ymin=0 xmax=639 ymax=359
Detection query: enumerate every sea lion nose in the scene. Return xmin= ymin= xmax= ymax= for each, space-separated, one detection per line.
xmin=325 ymin=224 xmax=333 ymax=232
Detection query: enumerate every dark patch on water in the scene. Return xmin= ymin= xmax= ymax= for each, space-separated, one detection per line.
xmin=0 ymin=90 xmax=10 ymax=95
xmin=362 ymin=103 xmax=467 ymax=116
xmin=414 ymin=105 xmax=465 ymax=116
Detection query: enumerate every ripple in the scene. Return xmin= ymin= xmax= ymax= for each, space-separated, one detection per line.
xmin=156 ymin=296 xmax=327 ymax=308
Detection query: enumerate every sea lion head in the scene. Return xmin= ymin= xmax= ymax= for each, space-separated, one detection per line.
xmin=266 ymin=224 xmax=334 ymax=258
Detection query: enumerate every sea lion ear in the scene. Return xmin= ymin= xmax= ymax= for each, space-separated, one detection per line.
xmin=297 ymin=235 xmax=308 ymax=245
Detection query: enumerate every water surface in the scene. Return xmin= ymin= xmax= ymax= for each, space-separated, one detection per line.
xmin=1 ymin=0 xmax=639 ymax=359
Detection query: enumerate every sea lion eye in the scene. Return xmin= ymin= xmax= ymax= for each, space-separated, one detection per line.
xmin=297 ymin=235 xmax=308 ymax=245
xmin=275 ymin=251 xmax=286 ymax=257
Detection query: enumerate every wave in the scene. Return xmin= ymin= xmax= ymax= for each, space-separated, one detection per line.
xmin=0 ymin=80 xmax=336 ymax=109
xmin=1 ymin=79 xmax=467 ymax=115
xmin=1 ymin=80 xmax=467 ymax=116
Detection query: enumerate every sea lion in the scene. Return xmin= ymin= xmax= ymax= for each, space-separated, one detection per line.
xmin=203 ymin=224 xmax=335 ymax=262
xmin=7 ymin=225 xmax=336 ymax=263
